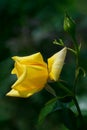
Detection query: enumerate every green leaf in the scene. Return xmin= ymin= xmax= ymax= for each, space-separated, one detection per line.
xmin=53 ymin=39 xmax=64 ymax=46
xmin=38 ymin=98 xmax=57 ymax=126
xmin=38 ymin=96 xmax=72 ymax=126
xmin=76 ymin=67 xmax=86 ymax=79
xmin=71 ymin=96 xmax=87 ymax=116
xmin=59 ymin=108 xmax=78 ymax=130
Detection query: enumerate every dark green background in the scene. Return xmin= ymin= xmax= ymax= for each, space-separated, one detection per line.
xmin=0 ymin=0 xmax=87 ymax=130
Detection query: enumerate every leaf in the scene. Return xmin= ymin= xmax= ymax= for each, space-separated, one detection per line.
xmin=38 ymin=96 xmax=71 ymax=126
xmin=38 ymin=98 xmax=57 ymax=126
xmin=53 ymin=39 xmax=64 ymax=46
xmin=71 ymin=96 xmax=87 ymax=116
xmin=76 ymin=67 xmax=86 ymax=79
xmin=59 ymin=108 xmax=78 ymax=130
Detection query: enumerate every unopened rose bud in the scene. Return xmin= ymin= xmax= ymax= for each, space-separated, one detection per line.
xmin=64 ymin=14 xmax=76 ymax=37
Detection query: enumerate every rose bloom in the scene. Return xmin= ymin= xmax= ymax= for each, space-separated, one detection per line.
xmin=6 ymin=47 xmax=67 ymax=98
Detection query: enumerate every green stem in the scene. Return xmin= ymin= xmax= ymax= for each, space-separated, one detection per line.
xmin=58 ymin=82 xmax=73 ymax=96
xmin=73 ymin=97 xmax=82 ymax=117
xmin=73 ymin=62 xmax=79 ymax=95
xmin=71 ymin=35 xmax=80 ymax=95
xmin=73 ymin=96 xmax=85 ymax=129
xmin=71 ymin=35 xmax=79 ymax=54
xmin=71 ymin=34 xmax=84 ymax=123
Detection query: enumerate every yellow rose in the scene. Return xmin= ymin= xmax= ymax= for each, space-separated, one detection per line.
xmin=6 ymin=47 xmax=67 ymax=98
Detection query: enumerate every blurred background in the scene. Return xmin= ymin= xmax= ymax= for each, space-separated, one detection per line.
xmin=0 ymin=0 xmax=87 ymax=130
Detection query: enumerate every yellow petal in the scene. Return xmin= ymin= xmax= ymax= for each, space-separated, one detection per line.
xmin=11 ymin=52 xmax=47 ymax=77
xmin=48 ymin=47 xmax=67 ymax=81
xmin=11 ymin=61 xmax=26 ymax=77
xmin=6 ymin=89 xmax=33 ymax=98
xmin=12 ymin=65 xmax=48 ymax=97
xmin=12 ymin=64 xmax=27 ymax=88
xmin=12 ymin=52 xmax=46 ymax=67
xmin=6 ymin=89 xmax=22 ymax=97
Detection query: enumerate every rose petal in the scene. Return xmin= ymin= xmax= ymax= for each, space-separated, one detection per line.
xmin=12 ymin=52 xmax=46 ymax=67
xmin=12 ymin=65 xmax=48 ymax=97
xmin=6 ymin=89 xmax=33 ymax=98
xmin=48 ymin=47 xmax=67 ymax=81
